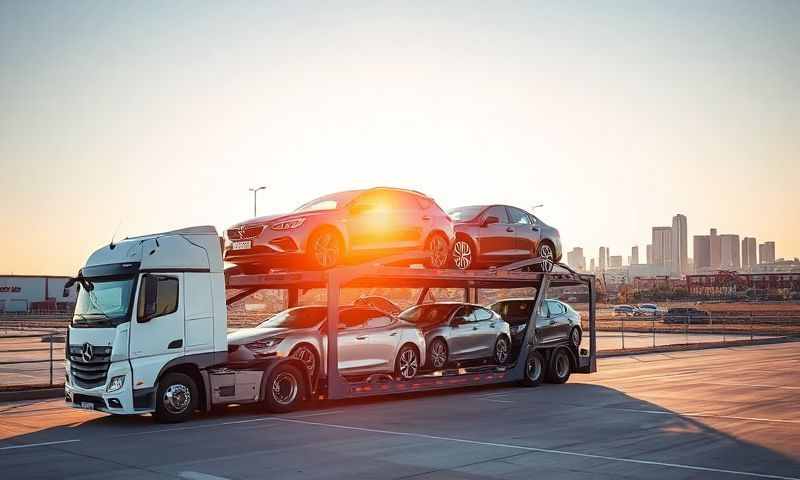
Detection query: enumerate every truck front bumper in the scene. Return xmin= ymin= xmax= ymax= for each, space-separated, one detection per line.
xmin=64 ymin=361 xmax=146 ymax=415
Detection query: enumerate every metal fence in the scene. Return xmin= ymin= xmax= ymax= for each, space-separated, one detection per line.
xmin=1 ymin=314 xmax=798 ymax=390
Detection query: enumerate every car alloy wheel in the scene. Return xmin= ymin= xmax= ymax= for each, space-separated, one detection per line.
xmin=452 ymin=240 xmax=472 ymax=270
xmin=313 ymin=232 xmax=340 ymax=268
xmin=397 ymin=347 xmax=419 ymax=380
xmin=494 ymin=337 xmax=509 ymax=364
xmin=272 ymin=371 xmax=300 ymax=406
xmin=571 ymin=328 xmax=581 ymax=348
xmin=291 ymin=346 xmax=317 ymax=379
xmin=538 ymin=243 xmax=554 ymax=272
xmin=162 ymin=383 xmax=191 ymax=415
xmin=427 ymin=235 xmax=449 ymax=268
xmin=429 ymin=339 xmax=447 ymax=369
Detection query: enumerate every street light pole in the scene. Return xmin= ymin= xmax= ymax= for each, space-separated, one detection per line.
xmin=249 ymin=186 xmax=266 ymax=217
xmin=531 ymin=203 xmax=544 ymax=213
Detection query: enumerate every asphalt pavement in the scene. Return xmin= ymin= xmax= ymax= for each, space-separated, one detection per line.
xmin=0 ymin=342 xmax=798 ymax=479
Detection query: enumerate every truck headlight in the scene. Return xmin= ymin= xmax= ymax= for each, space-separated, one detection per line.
xmin=107 ymin=375 xmax=125 ymax=392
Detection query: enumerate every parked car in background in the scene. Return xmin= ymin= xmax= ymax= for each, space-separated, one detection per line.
xmin=447 ymin=204 xmax=561 ymax=272
xmin=398 ymin=302 xmax=511 ymax=369
xmin=227 ymin=305 xmax=426 ymax=381
xmin=635 ymin=303 xmax=663 ymax=316
xmin=613 ymin=305 xmax=637 ymax=317
xmin=664 ymin=307 xmax=711 ymax=324
xmin=488 ymin=298 xmax=582 ymax=354
xmin=224 ymin=187 xmax=454 ymax=272
xmin=353 ymin=295 xmax=403 ymax=315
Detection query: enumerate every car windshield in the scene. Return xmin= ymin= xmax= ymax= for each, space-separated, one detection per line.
xmin=399 ymin=304 xmax=460 ymax=326
xmin=72 ymin=277 xmax=136 ymax=326
xmin=447 ymin=206 xmax=485 ymax=222
xmin=490 ymin=300 xmax=534 ymax=325
xmin=258 ymin=307 xmax=327 ymax=329
xmin=294 ymin=191 xmax=361 ymax=213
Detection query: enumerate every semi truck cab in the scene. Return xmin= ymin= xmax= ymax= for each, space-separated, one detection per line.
xmin=65 ymin=226 xmax=229 ymax=420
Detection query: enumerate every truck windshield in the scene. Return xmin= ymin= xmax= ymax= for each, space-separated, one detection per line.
xmin=258 ymin=306 xmax=327 ymax=329
xmin=72 ymin=277 xmax=136 ymax=326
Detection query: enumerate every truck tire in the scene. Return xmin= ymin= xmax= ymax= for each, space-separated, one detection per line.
xmin=546 ymin=348 xmax=571 ymax=384
xmin=153 ymin=372 xmax=198 ymax=423
xmin=519 ymin=351 xmax=545 ymax=387
xmin=264 ymin=363 xmax=306 ymax=413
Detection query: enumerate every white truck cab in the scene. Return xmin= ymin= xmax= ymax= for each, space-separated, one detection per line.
xmin=65 ymin=226 xmax=231 ymax=421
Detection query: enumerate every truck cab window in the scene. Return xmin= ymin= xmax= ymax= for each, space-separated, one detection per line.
xmin=138 ymin=275 xmax=179 ymax=322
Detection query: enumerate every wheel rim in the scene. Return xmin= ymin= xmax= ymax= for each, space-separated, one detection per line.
xmin=539 ymin=244 xmax=554 ymax=272
xmin=430 ymin=341 xmax=447 ymax=369
xmin=291 ymin=347 xmax=317 ymax=378
xmin=571 ymin=329 xmax=581 ymax=347
xmin=398 ymin=348 xmax=418 ymax=379
xmin=527 ymin=355 xmax=541 ymax=381
xmin=313 ymin=233 xmax=339 ymax=268
xmin=272 ymin=372 xmax=299 ymax=405
xmin=453 ymin=240 xmax=472 ymax=270
xmin=162 ymin=383 xmax=191 ymax=415
xmin=555 ymin=353 xmax=569 ymax=378
xmin=428 ymin=236 xmax=448 ymax=268
xmin=495 ymin=338 xmax=509 ymax=364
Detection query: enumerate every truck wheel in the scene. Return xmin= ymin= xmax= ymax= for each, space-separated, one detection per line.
xmin=519 ymin=351 xmax=544 ymax=387
xmin=154 ymin=372 xmax=198 ymax=423
xmin=264 ymin=363 xmax=306 ymax=413
xmin=546 ymin=348 xmax=571 ymax=384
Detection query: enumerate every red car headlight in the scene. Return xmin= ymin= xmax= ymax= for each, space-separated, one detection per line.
xmin=271 ymin=218 xmax=306 ymax=231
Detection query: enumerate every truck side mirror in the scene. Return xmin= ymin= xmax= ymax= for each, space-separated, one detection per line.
xmin=138 ymin=275 xmax=159 ymax=323
xmin=482 ymin=216 xmax=499 ymax=227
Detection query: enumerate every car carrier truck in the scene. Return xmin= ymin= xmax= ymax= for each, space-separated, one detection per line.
xmin=65 ymin=226 xmax=596 ymax=423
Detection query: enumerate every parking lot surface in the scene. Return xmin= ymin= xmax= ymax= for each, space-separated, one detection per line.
xmin=1 ymin=343 xmax=798 ymax=479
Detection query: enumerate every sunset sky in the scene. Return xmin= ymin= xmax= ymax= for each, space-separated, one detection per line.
xmin=1 ymin=1 xmax=798 ymax=275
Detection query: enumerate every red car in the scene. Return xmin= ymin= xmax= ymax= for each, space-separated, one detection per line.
xmin=225 ymin=187 xmax=454 ymax=271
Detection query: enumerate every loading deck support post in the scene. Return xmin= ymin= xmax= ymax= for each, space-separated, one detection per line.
xmin=287 ymin=288 xmax=299 ymax=308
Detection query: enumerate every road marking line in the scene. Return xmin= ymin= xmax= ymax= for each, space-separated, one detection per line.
xmin=179 ymin=472 xmax=232 ymax=480
xmin=111 ymin=409 xmax=346 ymax=437
xmin=270 ymin=417 xmax=800 ymax=480
xmin=478 ymin=398 xmax=514 ymax=404
xmin=611 ymin=408 xmax=800 ymax=425
xmin=0 ymin=439 xmax=80 ymax=451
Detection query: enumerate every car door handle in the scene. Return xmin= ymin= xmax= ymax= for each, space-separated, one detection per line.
xmin=548 ymin=320 xmax=557 ymax=325
xmin=506 ymin=227 xmax=514 ymax=233
xmin=489 ymin=323 xmax=496 ymax=328
xmin=472 ymin=326 xmax=478 ymax=330
xmin=355 ymin=335 xmax=368 ymax=340
xmin=389 ymin=331 xmax=399 ymax=336
xmin=531 ymin=226 xmax=539 ymax=231
xmin=422 ymin=215 xmax=431 ymax=221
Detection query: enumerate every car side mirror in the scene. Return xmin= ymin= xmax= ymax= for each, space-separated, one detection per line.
xmin=138 ymin=275 xmax=159 ymax=323
xmin=482 ymin=216 xmax=499 ymax=227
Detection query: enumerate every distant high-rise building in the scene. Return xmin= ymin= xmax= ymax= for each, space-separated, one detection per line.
xmin=652 ymin=227 xmax=672 ymax=267
xmin=709 ymin=228 xmax=721 ymax=268
xmin=631 ymin=246 xmax=639 ymax=265
xmin=589 ymin=258 xmax=595 ymax=272
xmin=719 ymin=234 xmax=741 ymax=270
xmin=671 ymin=214 xmax=688 ymax=274
xmin=646 ymin=244 xmax=653 ymax=265
xmin=598 ymin=247 xmax=608 ymax=271
xmin=567 ymin=247 xmax=586 ymax=272
xmin=759 ymin=241 xmax=776 ymax=264
xmin=742 ymin=237 xmax=758 ymax=269
xmin=609 ymin=255 xmax=623 ymax=268
xmin=693 ymin=235 xmax=711 ymax=270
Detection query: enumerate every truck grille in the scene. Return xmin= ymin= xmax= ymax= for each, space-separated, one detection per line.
xmin=69 ymin=345 xmax=112 ymax=389
xmin=228 ymin=225 xmax=265 ymax=240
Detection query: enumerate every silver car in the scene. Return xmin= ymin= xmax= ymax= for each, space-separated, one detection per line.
xmin=227 ymin=305 xmax=426 ymax=381
xmin=398 ymin=302 xmax=512 ymax=370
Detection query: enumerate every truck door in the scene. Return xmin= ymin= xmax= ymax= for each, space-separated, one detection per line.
xmin=130 ymin=273 xmax=185 ymax=362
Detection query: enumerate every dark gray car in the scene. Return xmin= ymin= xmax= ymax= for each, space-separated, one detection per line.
xmin=447 ymin=205 xmax=561 ymax=271
xmin=488 ymin=298 xmax=582 ymax=353
xmin=398 ymin=302 xmax=512 ymax=369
